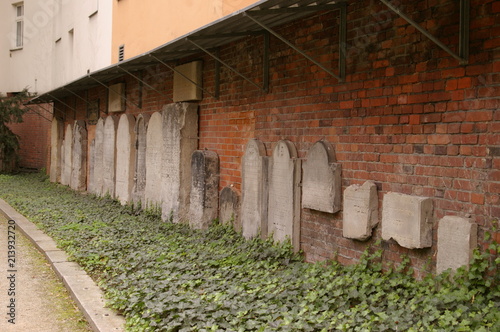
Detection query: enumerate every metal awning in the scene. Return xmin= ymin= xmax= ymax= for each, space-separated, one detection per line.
xmin=29 ymin=0 xmax=470 ymax=105
xmin=30 ymin=0 xmax=347 ymax=104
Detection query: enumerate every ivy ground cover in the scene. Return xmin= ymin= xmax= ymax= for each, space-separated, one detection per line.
xmin=0 ymin=173 xmax=499 ymax=331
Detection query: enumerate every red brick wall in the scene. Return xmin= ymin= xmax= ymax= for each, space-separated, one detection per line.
xmin=8 ymin=104 xmax=52 ymax=170
xmin=55 ymin=0 xmax=499 ymax=276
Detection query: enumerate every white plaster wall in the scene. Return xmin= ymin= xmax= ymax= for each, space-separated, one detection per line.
xmin=0 ymin=0 xmax=112 ymax=95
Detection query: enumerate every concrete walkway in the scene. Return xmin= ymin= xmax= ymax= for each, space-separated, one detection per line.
xmin=0 ymin=198 xmax=126 ymax=332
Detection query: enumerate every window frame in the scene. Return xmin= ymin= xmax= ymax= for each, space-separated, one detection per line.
xmin=12 ymin=2 xmax=24 ymax=49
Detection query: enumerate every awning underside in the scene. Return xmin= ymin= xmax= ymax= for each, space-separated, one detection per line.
xmin=29 ymin=0 xmax=469 ymax=105
xmin=30 ymin=0 xmax=346 ymax=104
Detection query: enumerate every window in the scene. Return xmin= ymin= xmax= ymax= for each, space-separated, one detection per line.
xmin=14 ymin=2 xmax=24 ymax=48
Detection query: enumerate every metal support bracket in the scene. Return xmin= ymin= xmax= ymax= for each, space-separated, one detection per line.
xmin=380 ymin=0 xmax=469 ymax=64
xmin=87 ymin=74 xmax=141 ymax=109
xmin=459 ymin=0 xmax=470 ymax=61
xmin=215 ymin=48 xmax=221 ymax=98
xmin=263 ymin=31 xmax=270 ymax=93
xmin=244 ymin=9 xmax=345 ymax=82
xmin=339 ymin=3 xmax=347 ymax=79
xmin=187 ymin=38 xmax=267 ymax=92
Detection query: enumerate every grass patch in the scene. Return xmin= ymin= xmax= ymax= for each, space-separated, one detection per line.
xmin=0 ymin=172 xmax=499 ymax=331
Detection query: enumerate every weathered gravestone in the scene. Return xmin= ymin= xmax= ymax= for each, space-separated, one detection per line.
xmin=161 ymin=103 xmax=199 ymax=222
xmin=144 ymin=112 xmax=163 ymax=208
xmin=188 ymin=150 xmax=219 ymax=229
xmin=102 ymin=116 xmax=118 ymax=197
xmin=132 ymin=114 xmax=150 ymax=205
xmin=115 ymin=114 xmax=136 ymax=204
xmin=381 ymin=192 xmax=433 ymax=249
xmin=50 ymin=118 xmax=64 ymax=183
xmin=91 ymin=118 xmax=105 ymax=196
xmin=60 ymin=140 xmax=65 ymax=181
xmin=302 ymin=140 xmax=341 ymax=213
xmin=267 ymin=140 xmax=301 ymax=251
xmin=88 ymin=139 xmax=95 ymax=193
xmin=241 ymin=139 xmax=269 ymax=239
xmin=436 ymin=216 xmax=477 ymax=274
xmin=70 ymin=120 xmax=87 ymax=191
xmin=219 ymin=186 xmax=241 ymax=230
xmin=343 ymin=181 xmax=379 ymax=240
xmin=61 ymin=124 xmax=73 ymax=186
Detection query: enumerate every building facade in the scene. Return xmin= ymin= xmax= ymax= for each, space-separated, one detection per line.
xmin=0 ymin=0 xmax=113 ymax=169
xmin=8 ymin=0 xmax=500 ymax=274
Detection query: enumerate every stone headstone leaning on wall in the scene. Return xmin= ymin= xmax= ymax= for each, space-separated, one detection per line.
xmin=102 ymin=116 xmax=118 ymax=198
xmin=115 ymin=114 xmax=136 ymax=205
xmin=132 ymin=114 xmax=150 ymax=206
xmin=88 ymin=139 xmax=96 ymax=193
xmin=219 ymin=186 xmax=241 ymax=231
xmin=267 ymin=140 xmax=301 ymax=252
xmin=343 ymin=181 xmax=379 ymax=241
xmin=144 ymin=112 xmax=163 ymax=209
xmin=161 ymin=103 xmax=199 ymax=223
xmin=302 ymin=140 xmax=341 ymax=214
xmin=91 ymin=118 xmax=105 ymax=196
xmin=49 ymin=117 xmax=63 ymax=183
xmin=188 ymin=150 xmax=219 ymax=229
xmin=436 ymin=216 xmax=477 ymax=274
xmin=61 ymin=124 xmax=73 ymax=186
xmin=70 ymin=120 xmax=87 ymax=191
xmin=241 ymin=139 xmax=269 ymax=239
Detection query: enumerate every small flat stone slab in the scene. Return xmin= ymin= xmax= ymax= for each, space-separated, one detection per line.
xmin=381 ymin=192 xmax=433 ymax=249
xmin=436 ymin=216 xmax=477 ymax=274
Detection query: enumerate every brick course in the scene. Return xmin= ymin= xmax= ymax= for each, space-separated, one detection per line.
xmin=7 ymin=104 xmax=52 ymax=170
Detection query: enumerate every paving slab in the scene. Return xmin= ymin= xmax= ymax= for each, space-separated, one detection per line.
xmin=0 ymin=198 xmax=125 ymax=332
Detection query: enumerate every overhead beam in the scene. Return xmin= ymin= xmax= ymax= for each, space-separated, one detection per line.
xmin=380 ymin=0 xmax=469 ymax=64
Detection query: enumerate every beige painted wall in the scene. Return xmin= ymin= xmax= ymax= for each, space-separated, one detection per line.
xmin=112 ymin=0 xmax=259 ymax=63
xmin=0 ymin=0 xmax=112 ymax=95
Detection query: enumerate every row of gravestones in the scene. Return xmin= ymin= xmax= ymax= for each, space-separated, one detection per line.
xmin=233 ymin=138 xmax=477 ymax=273
xmin=50 ymin=103 xmax=219 ymax=229
xmin=50 ymin=119 xmax=88 ymax=191
xmin=49 ymin=104 xmax=476 ymax=273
